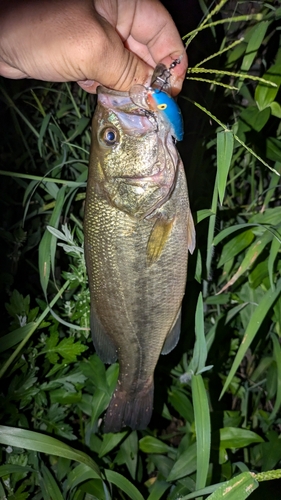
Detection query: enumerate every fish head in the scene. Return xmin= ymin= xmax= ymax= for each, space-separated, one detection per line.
xmin=89 ymin=86 xmax=180 ymax=218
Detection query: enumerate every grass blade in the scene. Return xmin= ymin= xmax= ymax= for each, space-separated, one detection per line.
xmin=147 ymin=480 xmax=170 ymax=500
xmin=98 ymin=432 xmax=128 ymax=458
xmin=206 ymin=472 xmax=258 ymax=499
xmin=0 ymin=426 xmax=101 ymax=476
xmin=0 ymin=322 xmax=37 ymax=353
xmin=220 ymin=279 xmax=281 ymax=398
xmin=240 ymin=22 xmax=269 ymax=77
xmin=191 ymin=293 xmax=207 ymax=373
xmin=167 ymin=442 xmax=197 ymax=482
xmin=38 ymin=185 xmax=66 ymax=296
xmin=0 ymin=465 xmax=34 ymax=477
xmin=65 ymin=464 xmax=104 ymax=492
xmin=218 ymin=230 xmax=273 ymax=293
xmin=192 ymin=374 xmax=211 ymax=494
xmin=268 ymin=237 xmax=280 ymax=290
xmin=217 ymin=131 xmax=234 ymax=205
xmin=39 ymin=463 xmax=64 ymax=500
xmin=270 ymin=333 xmax=281 ymax=420
xmin=104 ymin=470 xmax=145 ymax=500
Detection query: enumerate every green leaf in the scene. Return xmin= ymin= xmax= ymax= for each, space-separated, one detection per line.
xmin=270 ymin=333 xmax=281 ymax=420
xmin=147 ymin=479 xmax=170 ymax=500
xmin=38 ymin=114 xmax=51 ymax=156
xmin=218 ymin=229 xmax=255 ymax=267
xmin=266 ymin=137 xmax=281 ymax=162
xmin=179 ymin=484 xmax=219 ymax=500
xmin=91 ymin=388 xmax=111 ymax=424
xmin=0 ymin=426 xmax=100 ymax=476
xmin=148 ymin=455 xmax=174 ymax=479
xmin=43 ymin=331 xmax=88 ymax=364
xmin=206 ymin=472 xmax=258 ymax=499
xmin=39 ymin=463 xmax=64 ymax=500
xmin=260 ymin=435 xmax=281 ymax=471
xmin=238 ymin=106 xmax=271 ymax=133
xmin=50 ymin=389 xmax=82 ymax=405
xmin=219 ymin=427 xmax=264 ymax=449
xmin=217 ymin=130 xmax=234 ymax=205
xmin=104 ymin=470 xmax=145 ymax=500
xmin=255 ymin=48 xmax=281 ymax=110
xmin=114 ymin=431 xmax=138 ymax=480
xmin=213 ymin=223 xmax=258 ymax=246
xmin=196 ymin=209 xmax=215 ymax=224
xmin=168 ymin=387 xmax=194 ymax=423
xmin=139 ymin=436 xmax=171 ymax=454
xmin=0 ymin=465 xmax=34 ymax=477
xmin=98 ymin=431 xmax=128 ymax=458
xmin=268 ymin=237 xmax=280 ymax=290
xmin=269 ymin=101 xmax=281 ymax=118
xmin=65 ymin=464 xmax=104 ymax=492
xmin=249 ymin=260 xmax=269 ymax=289
xmin=167 ymin=442 xmax=197 ymax=482
xmin=190 ymin=293 xmax=207 ymax=373
xmin=0 ymin=322 xmax=37 ymax=353
xmin=38 ymin=186 xmax=66 ymax=296
xmin=218 ymin=230 xmax=273 ymax=293
xmin=192 ymin=374 xmax=211 ymax=491
xmin=80 ymin=354 xmax=109 ymax=393
xmin=220 ymin=279 xmax=281 ymax=398
xmin=241 ymin=22 xmax=269 ymax=75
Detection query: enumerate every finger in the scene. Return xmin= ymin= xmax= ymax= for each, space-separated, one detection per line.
xmin=77 ymin=79 xmax=99 ymax=93
xmin=76 ymin=15 xmax=154 ymax=93
xmin=0 ymin=61 xmax=28 ymax=79
xmin=159 ymin=51 xmax=188 ymax=96
xmin=125 ymin=0 xmax=187 ymax=94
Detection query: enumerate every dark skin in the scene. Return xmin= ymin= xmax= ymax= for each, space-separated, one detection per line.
xmin=0 ymin=0 xmax=187 ymax=95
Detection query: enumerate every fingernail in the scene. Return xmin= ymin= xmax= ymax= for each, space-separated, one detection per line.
xmin=77 ymin=79 xmax=95 ymax=87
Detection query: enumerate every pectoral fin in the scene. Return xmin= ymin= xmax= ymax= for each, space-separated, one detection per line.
xmin=187 ymin=212 xmax=196 ymax=254
xmin=147 ymin=217 xmax=175 ymax=266
xmin=161 ymin=308 xmax=182 ymax=355
xmin=90 ymin=306 xmax=117 ymax=364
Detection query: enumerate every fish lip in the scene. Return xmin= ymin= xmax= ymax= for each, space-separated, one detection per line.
xmin=97 ymin=85 xmax=130 ymax=97
xmin=117 ymin=167 xmax=168 ymax=184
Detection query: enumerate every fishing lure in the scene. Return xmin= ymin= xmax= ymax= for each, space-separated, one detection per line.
xmin=146 ymin=88 xmax=183 ymax=141
xmin=129 ymin=58 xmax=184 ymax=141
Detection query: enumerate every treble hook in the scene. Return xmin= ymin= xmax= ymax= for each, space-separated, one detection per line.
xmin=150 ymin=56 xmax=183 ymax=91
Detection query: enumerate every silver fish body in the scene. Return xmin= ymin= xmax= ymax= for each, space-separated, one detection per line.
xmin=84 ymin=87 xmax=195 ymax=432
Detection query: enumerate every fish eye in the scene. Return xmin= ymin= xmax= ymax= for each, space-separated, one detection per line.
xmin=157 ymin=103 xmax=167 ymax=110
xmin=100 ymin=127 xmax=118 ymax=146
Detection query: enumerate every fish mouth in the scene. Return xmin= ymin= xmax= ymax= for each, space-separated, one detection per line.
xmin=118 ymin=165 xmax=172 ymax=186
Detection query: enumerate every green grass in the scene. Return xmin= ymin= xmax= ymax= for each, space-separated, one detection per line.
xmin=1 ymin=1 xmax=281 ymax=498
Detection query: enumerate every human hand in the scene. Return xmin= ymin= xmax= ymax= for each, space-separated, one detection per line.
xmin=0 ymin=0 xmax=187 ymax=95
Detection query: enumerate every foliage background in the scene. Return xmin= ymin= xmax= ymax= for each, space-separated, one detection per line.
xmin=0 ymin=0 xmax=281 ymax=498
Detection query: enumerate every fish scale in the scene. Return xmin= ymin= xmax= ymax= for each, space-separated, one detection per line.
xmin=84 ymin=86 xmax=195 ymax=432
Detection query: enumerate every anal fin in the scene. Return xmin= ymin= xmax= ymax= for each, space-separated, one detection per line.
xmin=161 ymin=308 xmax=182 ymax=355
xmin=90 ymin=306 xmax=117 ymax=364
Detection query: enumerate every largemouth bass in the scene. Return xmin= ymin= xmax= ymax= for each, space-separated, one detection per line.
xmin=84 ymin=83 xmax=195 ymax=433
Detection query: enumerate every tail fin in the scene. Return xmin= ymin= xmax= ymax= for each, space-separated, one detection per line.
xmin=103 ymin=383 xmax=154 ymax=433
